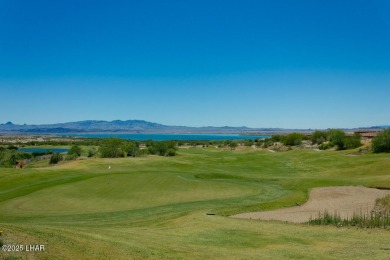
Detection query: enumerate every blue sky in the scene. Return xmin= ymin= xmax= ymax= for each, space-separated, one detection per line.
xmin=1 ymin=0 xmax=389 ymax=128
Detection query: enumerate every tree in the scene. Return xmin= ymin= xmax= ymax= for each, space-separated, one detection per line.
xmin=124 ymin=142 xmax=140 ymax=157
xmin=327 ymin=129 xmax=346 ymax=150
xmin=271 ymin=135 xmax=283 ymax=142
xmin=372 ymin=129 xmax=390 ymax=153
xmin=147 ymin=141 xmax=177 ymax=156
xmin=166 ymin=149 xmax=176 ymax=156
xmin=99 ymin=138 xmax=125 ymax=158
xmin=7 ymin=154 xmax=17 ymax=167
xmin=243 ymin=139 xmax=254 ymax=147
xmin=282 ymin=133 xmax=305 ymax=146
xmin=229 ymin=141 xmax=238 ymax=150
xmin=68 ymin=145 xmax=82 ymax=157
xmin=311 ymin=130 xmax=327 ymax=144
xmin=88 ymin=148 xmax=97 ymax=158
xmin=49 ymin=153 xmax=63 ymax=165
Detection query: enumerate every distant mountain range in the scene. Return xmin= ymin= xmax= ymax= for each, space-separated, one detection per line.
xmin=0 ymin=120 xmax=388 ymax=135
xmin=0 ymin=120 xmax=281 ymax=134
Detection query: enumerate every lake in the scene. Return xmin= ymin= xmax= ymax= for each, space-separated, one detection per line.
xmin=19 ymin=148 xmax=69 ymax=153
xmin=58 ymin=133 xmax=269 ymax=141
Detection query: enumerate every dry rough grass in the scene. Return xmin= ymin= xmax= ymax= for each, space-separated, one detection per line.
xmin=373 ymin=194 xmax=390 ymax=216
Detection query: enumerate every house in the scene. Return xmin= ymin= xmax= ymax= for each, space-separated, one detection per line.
xmin=354 ymin=130 xmax=379 ymax=139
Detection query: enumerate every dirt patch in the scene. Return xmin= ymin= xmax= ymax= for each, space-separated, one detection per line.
xmin=232 ymin=186 xmax=390 ymax=223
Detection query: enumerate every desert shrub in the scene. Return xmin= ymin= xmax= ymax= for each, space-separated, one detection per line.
xmin=99 ymin=138 xmax=125 ymax=158
xmin=166 ymin=149 xmax=176 ymax=156
xmin=229 ymin=141 xmax=238 ymax=150
xmin=136 ymin=149 xmax=149 ymax=157
xmin=374 ymin=195 xmax=390 ymax=217
xmin=327 ymin=129 xmax=346 ymax=150
xmin=65 ymin=154 xmax=78 ymax=161
xmin=17 ymin=160 xmax=25 ymax=168
xmin=0 ymin=150 xmax=34 ymax=167
xmin=124 ymin=142 xmax=140 ymax=157
xmin=87 ymin=148 xmax=97 ymax=158
xmin=318 ymin=142 xmax=334 ymax=150
xmin=209 ymin=140 xmax=217 ymax=146
xmin=49 ymin=153 xmax=63 ymax=164
xmin=0 ymin=153 xmax=18 ymax=168
xmin=308 ymin=209 xmax=390 ymax=229
xmin=282 ymin=133 xmax=305 ymax=146
xmin=255 ymin=139 xmax=264 ymax=147
xmin=372 ymin=129 xmax=390 ymax=153
xmin=343 ymin=133 xmax=362 ymax=150
xmin=148 ymin=142 xmax=164 ymax=156
xmin=314 ymin=130 xmax=362 ymax=150
xmin=243 ymin=139 xmax=254 ymax=147
xmin=311 ymin=130 xmax=327 ymax=144
xmin=271 ymin=135 xmax=283 ymax=142
xmin=263 ymin=139 xmax=274 ymax=148
xmin=148 ymin=141 xmax=177 ymax=156
xmin=68 ymin=145 xmax=82 ymax=157
xmin=17 ymin=152 xmax=32 ymax=159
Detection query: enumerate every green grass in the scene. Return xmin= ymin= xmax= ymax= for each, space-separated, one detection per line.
xmin=1 ymin=148 xmax=390 ymax=259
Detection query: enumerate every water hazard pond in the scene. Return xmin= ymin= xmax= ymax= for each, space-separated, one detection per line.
xmin=18 ymin=148 xmax=69 ymax=153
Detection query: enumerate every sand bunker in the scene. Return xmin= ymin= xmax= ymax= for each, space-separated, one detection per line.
xmin=232 ymin=186 xmax=390 ymax=223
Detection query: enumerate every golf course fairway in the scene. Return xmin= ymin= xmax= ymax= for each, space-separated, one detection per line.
xmin=1 ymin=148 xmax=390 ymax=259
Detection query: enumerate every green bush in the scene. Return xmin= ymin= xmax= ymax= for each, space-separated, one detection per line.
xmin=282 ymin=133 xmax=305 ymax=146
xmin=65 ymin=154 xmax=78 ymax=161
xmin=243 ymin=139 xmax=254 ymax=147
xmin=0 ymin=149 xmax=38 ymax=167
xmin=311 ymin=130 xmax=327 ymax=144
xmin=147 ymin=141 xmax=177 ymax=156
xmin=255 ymin=139 xmax=265 ymax=148
xmin=318 ymin=142 xmax=334 ymax=150
xmin=271 ymin=135 xmax=283 ymax=142
xmin=372 ymin=129 xmax=390 ymax=153
xmin=49 ymin=153 xmax=63 ymax=164
xmin=124 ymin=142 xmax=140 ymax=157
xmin=68 ymin=145 xmax=82 ymax=157
xmin=343 ymin=133 xmax=362 ymax=150
xmin=0 ymin=152 xmax=18 ymax=168
xmin=327 ymin=129 xmax=346 ymax=150
xmin=136 ymin=149 xmax=149 ymax=157
xmin=166 ymin=149 xmax=176 ymax=156
xmin=99 ymin=138 xmax=125 ymax=158
xmin=229 ymin=141 xmax=238 ymax=150
xmin=263 ymin=139 xmax=274 ymax=148
xmin=88 ymin=148 xmax=97 ymax=158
